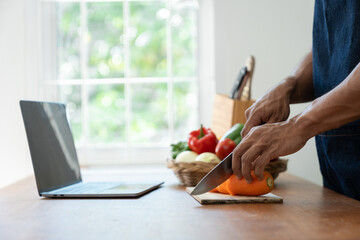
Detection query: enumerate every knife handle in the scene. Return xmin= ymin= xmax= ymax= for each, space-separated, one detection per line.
xmin=235 ymin=72 xmax=249 ymax=100
xmin=229 ymin=66 xmax=247 ymax=99
xmin=240 ymin=55 xmax=255 ymax=101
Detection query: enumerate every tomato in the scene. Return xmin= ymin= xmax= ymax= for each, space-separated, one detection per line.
xmin=215 ymin=138 xmax=237 ymax=160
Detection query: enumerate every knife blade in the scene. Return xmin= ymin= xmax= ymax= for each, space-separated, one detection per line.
xmin=190 ymin=152 xmax=233 ymax=195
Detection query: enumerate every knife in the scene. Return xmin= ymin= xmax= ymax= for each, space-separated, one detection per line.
xmin=229 ymin=67 xmax=247 ymax=99
xmin=234 ymin=71 xmax=249 ymax=100
xmin=240 ymin=55 xmax=255 ymax=101
xmin=190 ymin=152 xmax=233 ymax=195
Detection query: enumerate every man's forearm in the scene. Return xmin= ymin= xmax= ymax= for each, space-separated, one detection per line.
xmin=285 ymin=51 xmax=315 ymax=104
xmin=265 ymin=51 xmax=314 ymax=105
xmin=295 ymin=61 xmax=360 ymax=139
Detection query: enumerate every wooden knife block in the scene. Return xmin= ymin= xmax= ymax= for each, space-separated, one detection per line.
xmin=211 ymin=94 xmax=255 ymax=138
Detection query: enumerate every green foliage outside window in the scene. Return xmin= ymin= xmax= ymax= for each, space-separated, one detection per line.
xmin=56 ymin=1 xmax=198 ymax=146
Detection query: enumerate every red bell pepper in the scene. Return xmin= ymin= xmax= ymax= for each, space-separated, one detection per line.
xmin=188 ymin=125 xmax=218 ymax=154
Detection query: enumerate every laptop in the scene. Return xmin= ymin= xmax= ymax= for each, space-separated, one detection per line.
xmin=20 ymin=100 xmax=164 ymax=198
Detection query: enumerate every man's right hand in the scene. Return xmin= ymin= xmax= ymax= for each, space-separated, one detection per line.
xmin=241 ymin=51 xmax=315 ymax=138
xmin=241 ymin=78 xmax=295 ymax=138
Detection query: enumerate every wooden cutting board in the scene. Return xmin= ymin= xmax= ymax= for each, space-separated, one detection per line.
xmin=186 ymin=187 xmax=283 ymax=205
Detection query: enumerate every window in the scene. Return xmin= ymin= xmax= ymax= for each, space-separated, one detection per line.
xmin=41 ymin=0 xmax=199 ymax=164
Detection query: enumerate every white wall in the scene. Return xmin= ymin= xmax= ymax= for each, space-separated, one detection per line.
xmin=213 ymin=0 xmax=322 ymax=185
xmin=198 ymin=0 xmax=216 ymax=126
xmin=0 ymin=0 xmax=33 ymax=189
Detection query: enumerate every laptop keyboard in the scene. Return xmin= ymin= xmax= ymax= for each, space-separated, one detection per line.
xmin=47 ymin=182 xmax=120 ymax=194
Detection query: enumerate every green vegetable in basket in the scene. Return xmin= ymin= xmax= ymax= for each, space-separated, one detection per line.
xmin=220 ymin=123 xmax=244 ymax=145
xmin=170 ymin=141 xmax=190 ymax=159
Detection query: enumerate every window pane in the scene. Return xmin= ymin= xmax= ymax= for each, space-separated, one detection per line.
xmin=87 ymin=2 xmax=124 ymax=79
xmin=173 ymin=81 xmax=198 ymax=141
xmin=129 ymin=1 xmax=167 ymax=77
xmin=172 ymin=1 xmax=197 ymax=77
xmin=50 ymin=1 xmax=199 ymax=155
xmin=130 ymin=83 xmax=168 ymax=143
xmin=88 ymin=84 xmax=126 ymax=144
xmin=57 ymin=3 xmax=81 ymax=79
xmin=58 ymin=85 xmax=82 ymax=143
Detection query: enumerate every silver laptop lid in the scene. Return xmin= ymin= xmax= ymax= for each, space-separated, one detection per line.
xmin=20 ymin=100 xmax=81 ymax=194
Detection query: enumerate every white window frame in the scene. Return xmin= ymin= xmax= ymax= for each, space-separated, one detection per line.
xmin=27 ymin=0 xmax=215 ymax=166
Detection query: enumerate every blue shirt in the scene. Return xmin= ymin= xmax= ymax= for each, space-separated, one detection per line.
xmin=313 ymin=0 xmax=360 ymax=200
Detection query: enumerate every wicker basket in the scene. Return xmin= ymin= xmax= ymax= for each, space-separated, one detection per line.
xmin=167 ymin=158 xmax=288 ymax=187
xmin=264 ymin=158 xmax=288 ymax=180
xmin=166 ymin=160 xmax=219 ymax=186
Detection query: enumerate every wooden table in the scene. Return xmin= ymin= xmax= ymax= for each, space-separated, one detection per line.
xmin=1 ymin=167 xmax=360 ymax=240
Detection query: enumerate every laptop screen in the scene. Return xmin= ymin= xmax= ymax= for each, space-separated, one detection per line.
xmin=20 ymin=101 xmax=81 ymax=194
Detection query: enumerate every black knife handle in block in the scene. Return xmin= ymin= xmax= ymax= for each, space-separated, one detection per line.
xmin=229 ymin=66 xmax=247 ymax=99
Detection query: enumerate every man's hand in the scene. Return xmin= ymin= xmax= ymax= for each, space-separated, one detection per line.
xmin=232 ymin=118 xmax=308 ymax=183
xmin=234 ymin=51 xmax=316 ymax=182
xmin=242 ymin=51 xmax=315 ymax=138
xmin=241 ymin=79 xmax=294 ymax=138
